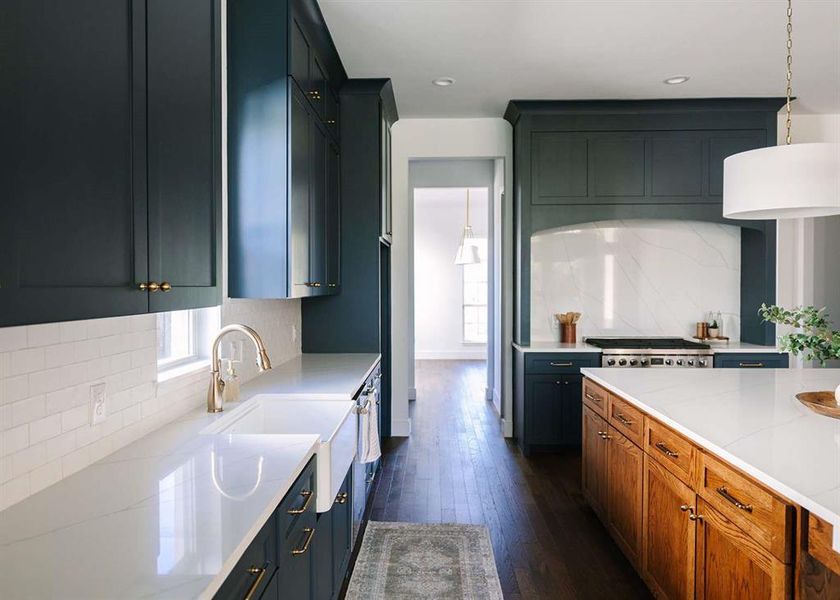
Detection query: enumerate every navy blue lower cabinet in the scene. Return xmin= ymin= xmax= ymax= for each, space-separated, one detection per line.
xmin=214 ymin=515 xmax=278 ymax=600
xmin=713 ymin=353 xmax=789 ymax=369
xmin=312 ymin=469 xmax=352 ymax=600
xmin=514 ymin=351 xmax=600 ymax=456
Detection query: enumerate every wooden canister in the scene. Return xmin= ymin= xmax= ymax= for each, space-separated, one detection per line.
xmin=561 ymin=323 xmax=577 ymax=343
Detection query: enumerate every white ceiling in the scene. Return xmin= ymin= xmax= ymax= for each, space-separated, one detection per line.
xmin=318 ymin=0 xmax=840 ymax=118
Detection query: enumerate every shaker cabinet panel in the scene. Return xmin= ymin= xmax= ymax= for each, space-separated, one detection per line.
xmin=582 ymin=406 xmax=609 ymax=519
xmin=325 ymin=141 xmax=341 ymax=290
xmin=590 ymin=137 xmax=646 ymax=197
xmin=308 ymin=121 xmax=327 ymax=293
xmin=607 ymin=426 xmax=644 ymax=566
xmin=290 ymin=88 xmax=312 ymax=297
xmin=708 ymin=132 xmax=766 ymax=195
xmin=651 ymin=135 xmax=704 ymax=197
xmin=289 ymin=18 xmax=310 ymax=94
xmin=532 ymin=133 xmax=588 ymax=202
xmin=146 ymin=0 xmax=221 ymax=312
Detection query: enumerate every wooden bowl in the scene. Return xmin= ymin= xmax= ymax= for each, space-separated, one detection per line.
xmin=796 ymin=391 xmax=840 ymax=419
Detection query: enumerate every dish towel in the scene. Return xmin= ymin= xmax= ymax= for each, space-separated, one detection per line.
xmin=360 ymin=389 xmax=381 ymax=464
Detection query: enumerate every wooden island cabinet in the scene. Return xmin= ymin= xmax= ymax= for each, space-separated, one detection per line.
xmin=581 ymin=377 xmax=840 ymax=600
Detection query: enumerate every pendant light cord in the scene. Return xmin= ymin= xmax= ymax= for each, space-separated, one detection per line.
xmin=785 ymin=0 xmax=793 ymax=145
xmin=465 ymin=188 xmax=471 ymax=228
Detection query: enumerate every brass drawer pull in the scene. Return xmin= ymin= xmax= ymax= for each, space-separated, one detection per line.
xmin=335 ymin=492 xmax=348 ymax=505
xmin=139 ymin=281 xmax=160 ymax=292
xmin=615 ymin=413 xmax=633 ymax=427
xmin=159 ymin=281 xmax=172 ymax=292
xmin=584 ymin=392 xmax=600 ymax=403
xmin=739 ymin=362 xmax=764 ymax=368
xmin=679 ymin=504 xmax=702 ymax=521
xmin=291 ymin=527 xmax=315 ymax=556
xmin=597 ymin=431 xmax=612 ymax=441
xmin=286 ymin=489 xmax=313 ymax=515
xmin=716 ymin=486 xmax=753 ymax=513
xmin=550 ymin=362 xmax=573 ymax=367
xmin=655 ymin=441 xmax=679 ymax=458
xmin=243 ymin=564 xmax=268 ymax=600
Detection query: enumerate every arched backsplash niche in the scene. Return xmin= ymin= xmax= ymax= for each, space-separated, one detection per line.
xmin=530 ymin=219 xmax=742 ymax=342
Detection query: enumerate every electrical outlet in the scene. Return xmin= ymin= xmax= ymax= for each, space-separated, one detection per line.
xmin=90 ymin=382 xmax=107 ymax=426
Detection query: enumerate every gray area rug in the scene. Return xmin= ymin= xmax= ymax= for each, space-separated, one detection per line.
xmin=346 ymin=521 xmax=504 ymax=600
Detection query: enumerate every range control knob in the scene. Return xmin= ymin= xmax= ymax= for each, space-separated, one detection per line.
xmin=618 ymin=358 xmax=627 ymax=366
xmin=676 ymin=359 xmax=684 ymax=366
xmin=640 ymin=358 xmax=648 ymax=366
xmin=698 ymin=359 xmax=707 ymax=367
xmin=687 ymin=360 xmax=694 ymax=366
xmin=665 ymin=359 xmax=673 ymax=366
xmin=607 ymin=359 xmax=616 ymax=366
xmin=629 ymin=359 xmax=638 ymax=366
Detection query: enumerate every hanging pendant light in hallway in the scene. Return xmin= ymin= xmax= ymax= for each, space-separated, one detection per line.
xmin=454 ymin=188 xmax=481 ymax=265
xmin=723 ymin=0 xmax=840 ymax=219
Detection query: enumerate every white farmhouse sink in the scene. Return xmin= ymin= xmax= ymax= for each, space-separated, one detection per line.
xmin=201 ymin=395 xmax=356 ymax=513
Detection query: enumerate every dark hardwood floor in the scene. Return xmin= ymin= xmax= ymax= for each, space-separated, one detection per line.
xmin=369 ymin=360 xmax=651 ymax=600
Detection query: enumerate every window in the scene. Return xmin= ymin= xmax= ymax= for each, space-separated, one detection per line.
xmin=462 ymin=238 xmax=488 ymax=344
xmin=157 ymin=306 xmax=220 ymax=378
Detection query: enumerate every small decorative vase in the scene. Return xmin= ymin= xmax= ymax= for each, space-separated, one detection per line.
xmin=708 ymin=327 xmax=719 ymax=339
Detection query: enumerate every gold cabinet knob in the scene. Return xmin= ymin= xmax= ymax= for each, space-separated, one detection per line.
xmin=328 ymin=283 xmax=337 ymax=288
xmin=312 ymin=282 xmax=322 ymax=288
xmin=335 ymin=492 xmax=348 ymax=505
xmin=140 ymin=282 xmax=161 ymax=292
xmin=160 ymin=282 xmax=172 ymax=292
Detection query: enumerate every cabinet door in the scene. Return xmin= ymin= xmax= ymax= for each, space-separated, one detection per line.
xmin=582 ymin=406 xmax=608 ymax=518
xmin=642 ymin=455 xmax=696 ymax=600
xmin=332 ymin=472 xmax=353 ymax=592
xmin=308 ymin=120 xmax=327 ymax=293
xmin=289 ymin=17 xmax=310 ymax=94
xmin=289 ymin=87 xmax=312 ymax=297
xmin=695 ymin=499 xmax=792 ymax=600
xmin=277 ymin=514 xmax=315 ymax=600
xmin=309 ymin=54 xmax=327 ymax=119
xmin=525 ymin=375 xmax=564 ymax=445
xmin=1 ymin=0 xmax=148 ymax=326
xmin=325 ymin=141 xmax=341 ymax=291
xmin=312 ymin=511 xmax=333 ymax=600
xmin=561 ymin=374 xmax=583 ymax=446
xmin=146 ymin=0 xmax=221 ymax=312
xmin=381 ymin=110 xmax=393 ymax=241
xmin=713 ymin=353 xmax=790 ymax=369
xmin=324 ymin=88 xmax=340 ymax=139
xmin=214 ymin=515 xmax=277 ymax=600
xmin=606 ymin=426 xmax=644 ymax=566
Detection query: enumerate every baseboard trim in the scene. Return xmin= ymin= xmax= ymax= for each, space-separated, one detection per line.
xmin=390 ymin=418 xmax=412 ymax=437
xmin=414 ymin=350 xmax=487 ymax=360
xmin=485 ymin=386 xmax=493 ymax=401
xmin=501 ymin=418 xmax=513 ymax=438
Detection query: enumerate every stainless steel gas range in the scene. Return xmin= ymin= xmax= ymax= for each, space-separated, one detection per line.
xmin=585 ymin=337 xmax=713 ymax=368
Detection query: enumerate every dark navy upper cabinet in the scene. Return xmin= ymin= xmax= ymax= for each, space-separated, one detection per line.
xmin=714 ymin=352 xmax=790 ymax=369
xmin=2 ymin=0 xmax=221 ymax=327
xmin=228 ymin=0 xmax=345 ymax=300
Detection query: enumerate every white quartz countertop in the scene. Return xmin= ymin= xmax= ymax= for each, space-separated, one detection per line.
xmin=514 ymin=340 xmax=783 ymax=355
xmin=513 ymin=341 xmax=602 ymax=353
xmin=580 ymin=367 xmax=840 ymax=551
xmin=240 ymin=352 xmax=380 ymax=399
xmin=0 ymin=352 xmax=381 ymax=599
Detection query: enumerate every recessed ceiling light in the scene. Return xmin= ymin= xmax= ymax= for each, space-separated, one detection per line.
xmin=432 ymin=77 xmax=455 ymax=87
xmin=663 ymin=76 xmax=690 ymax=85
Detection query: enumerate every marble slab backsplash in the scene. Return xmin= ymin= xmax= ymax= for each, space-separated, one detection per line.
xmin=531 ymin=219 xmax=741 ymax=342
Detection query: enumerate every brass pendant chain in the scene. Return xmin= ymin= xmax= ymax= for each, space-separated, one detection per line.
xmin=785 ymin=0 xmax=793 ymax=145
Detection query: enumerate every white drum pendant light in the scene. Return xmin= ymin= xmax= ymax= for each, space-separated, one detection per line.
xmin=723 ymin=0 xmax=840 ymax=220
xmin=454 ymin=189 xmax=481 ymax=265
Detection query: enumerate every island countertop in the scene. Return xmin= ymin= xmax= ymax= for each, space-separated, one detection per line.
xmin=580 ymin=367 xmax=840 ymax=552
xmin=0 ymin=352 xmax=381 ymax=599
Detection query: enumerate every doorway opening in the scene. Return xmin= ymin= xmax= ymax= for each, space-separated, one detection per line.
xmin=409 ymin=158 xmax=501 ymax=409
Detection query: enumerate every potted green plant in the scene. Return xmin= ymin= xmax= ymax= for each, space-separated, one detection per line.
xmin=759 ymin=303 xmax=840 ymax=404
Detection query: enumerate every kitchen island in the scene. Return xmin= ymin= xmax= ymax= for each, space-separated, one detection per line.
xmin=580 ymin=367 xmax=840 ymax=599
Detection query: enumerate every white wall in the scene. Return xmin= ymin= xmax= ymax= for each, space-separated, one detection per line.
xmin=414 ymin=187 xmax=488 ymax=360
xmin=0 ymin=2 xmax=302 ymax=511
xmin=391 ymin=119 xmax=514 ymax=437
xmin=775 ymin=113 xmax=840 ymax=367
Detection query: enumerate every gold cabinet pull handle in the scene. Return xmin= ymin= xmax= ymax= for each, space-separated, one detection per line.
xmin=291 ymin=527 xmax=315 ymax=556
xmin=655 ymin=441 xmax=679 ymax=458
xmin=243 ymin=564 xmax=268 ymax=600
xmin=680 ymin=504 xmax=692 ymax=512
xmin=716 ymin=486 xmax=753 ymax=513
xmin=584 ymin=392 xmax=600 ymax=403
xmin=286 ymin=489 xmax=313 ymax=515
xmin=550 ymin=362 xmax=573 ymax=367
xmin=615 ymin=413 xmax=633 ymax=427
xmin=739 ymin=362 xmax=764 ymax=368
xmin=159 ymin=281 xmax=172 ymax=292
xmin=335 ymin=492 xmax=348 ymax=505
xmin=142 ymin=282 xmax=161 ymax=292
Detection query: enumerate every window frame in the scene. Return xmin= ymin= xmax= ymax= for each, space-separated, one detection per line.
xmin=461 ymin=238 xmax=488 ymax=345
xmin=156 ymin=306 xmax=220 ymax=380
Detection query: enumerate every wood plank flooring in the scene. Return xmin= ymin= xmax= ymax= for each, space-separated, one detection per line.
xmin=369 ymin=360 xmax=651 ymax=600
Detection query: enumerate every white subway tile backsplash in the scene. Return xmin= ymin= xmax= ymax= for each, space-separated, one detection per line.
xmin=29 ymin=414 xmax=62 ymax=445
xmin=26 ymin=324 xmax=61 ymax=348
xmin=12 ymin=396 xmax=46 ymax=427
xmin=0 ymin=297 xmax=301 ymax=510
